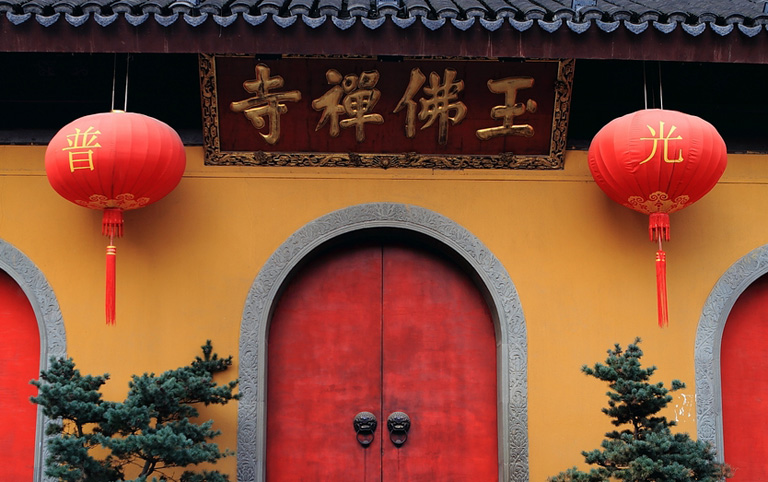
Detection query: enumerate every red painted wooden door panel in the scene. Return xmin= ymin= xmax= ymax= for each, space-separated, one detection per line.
xmin=0 ymin=271 xmax=40 ymax=480
xmin=722 ymin=274 xmax=768 ymax=481
xmin=267 ymin=242 xmax=498 ymax=481
xmin=267 ymin=244 xmax=384 ymax=480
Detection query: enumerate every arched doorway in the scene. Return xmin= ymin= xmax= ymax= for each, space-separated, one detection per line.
xmin=238 ymin=203 xmax=529 ymax=481
xmin=0 ymin=270 xmax=39 ymax=479
xmin=696 ymin=243 xmax=768 ymax=471
xmin=0 ymin=239 xmax=66 ymax=482
xmin=267 ymin=239 xmax=498 ymax=480
xmin=720 ymin=273 xmax=768 ymax=479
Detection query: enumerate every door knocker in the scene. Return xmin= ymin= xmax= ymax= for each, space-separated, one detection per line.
xmin=387 ymin=411 xmax=411 ymax=447
xmin=353 ymin=411 xmax=377 ymax=447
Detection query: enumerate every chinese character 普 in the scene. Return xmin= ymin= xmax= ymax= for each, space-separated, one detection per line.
xmin=63 ymin=126 xmax=101 ymax=172
xmin=312 ymin=69 xmax=384 ymax=142
xmin=476 ymin=77 xmax=537 ymax=140
xmin=394 ymin=68 xmax=467 ymax=145
xmin=230 ymin=64 xmax=302 ymax=145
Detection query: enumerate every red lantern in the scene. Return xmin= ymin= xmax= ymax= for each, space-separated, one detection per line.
xmin=588 ymin=109 xmax=727 ymax=327
xmin=45 ymin=111 xmax=186 ymax=325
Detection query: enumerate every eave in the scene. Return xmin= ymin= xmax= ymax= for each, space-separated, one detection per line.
xmin=2 ymin=17 xmax=768 ymax=63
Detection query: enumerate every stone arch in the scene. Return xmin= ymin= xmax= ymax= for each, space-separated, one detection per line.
xmin=695 ymin=243 xmax=768 ymax=461
xmin=0 ymin=239 xmax=66 ymax=482
xmin=238 ymin=203 xmax=528 ymax=481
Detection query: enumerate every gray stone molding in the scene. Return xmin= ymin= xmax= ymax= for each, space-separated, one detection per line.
xmin=695 ymin=243 xmax=768 ymax=463
xmin=238 ymin=202 xmax=529 ymax=481
xmin=0 ymin=239 xmax=66 ymax=482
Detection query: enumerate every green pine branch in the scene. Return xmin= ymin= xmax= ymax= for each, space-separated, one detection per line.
xmin=549 ymin=338 xmax=731 ymax=482
xmin=31 ymin=341 xmax=240 ymax=482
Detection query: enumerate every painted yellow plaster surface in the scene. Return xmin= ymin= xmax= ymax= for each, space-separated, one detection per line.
xmin=0 ymin=145 xmax=764 ymax=480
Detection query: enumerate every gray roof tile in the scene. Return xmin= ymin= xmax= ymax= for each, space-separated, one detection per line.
xmin=454 ymin=0 xmax=489 ymax=18
xmin=317 ymin=0 xmax=341 ymax=16
xmin=287 ymin=0 xmax=312 ymax=16
xmin=404 ymin=0 xmax=430 ymax=16
xmin=348 ymin=0 xmax=369 ymax=16
xmin=429 ymin=0 xmax=458 ymax=18
xmin=0 ymin=0 xmax=767 ymax=38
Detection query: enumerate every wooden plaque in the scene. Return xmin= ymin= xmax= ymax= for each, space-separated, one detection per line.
xmin=200 ymin=54 xmax=574 ymax=169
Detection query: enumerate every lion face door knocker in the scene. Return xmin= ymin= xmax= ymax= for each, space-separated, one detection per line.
xmin=353 ymin=411 xmax=378 ymax=447
xmin=387 ymin=411 xmax=411 ymax=447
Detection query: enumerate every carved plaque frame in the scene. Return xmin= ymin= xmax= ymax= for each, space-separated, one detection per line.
xmin=199 ymin=54 xmax=574 ymax=169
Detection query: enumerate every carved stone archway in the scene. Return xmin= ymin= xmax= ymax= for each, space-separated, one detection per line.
xmin=0 ymin=239 xmax=66 ymax=482
xmin=238 ymin=203 xmax=529 ymax=481
xmin=695 ymin=243 xmax=768 ymax=461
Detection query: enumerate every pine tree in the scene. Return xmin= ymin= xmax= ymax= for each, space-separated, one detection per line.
xmin=31 ymin=341 xmax=240 ymax=482
xmin=549 ymin=338 xmax=731 ymax=482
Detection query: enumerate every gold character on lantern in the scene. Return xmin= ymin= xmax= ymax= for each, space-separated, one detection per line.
xmin=394 ymin=68 xmax=467 ymax=145
xmin=312 ymin=69 xmax=384 ymax=142
xmin=63 ymin=126 xmax=101 ymax=172
xmin=476 ymin=77 xmax=537 ymax=140
xmin=640 ymin=121 xmax=684 ymax=164
xmin=231 ymin=64 xmax=302 ymax=145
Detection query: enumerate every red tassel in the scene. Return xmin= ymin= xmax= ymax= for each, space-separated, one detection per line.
xmin=649 ymin=213 xmax=670 ymax=242
xmin=102 ymin=209 xmax=124 ymax=238
xmin=656 ymin=249 xmax=668 ymax=327
xmin=106 ymin=245 xmax=116 ymax=325
xmin=103 ymin=208 xmax=122 ymax=326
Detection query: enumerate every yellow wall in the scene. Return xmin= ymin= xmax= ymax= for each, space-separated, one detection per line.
xmin=1 ymin=145 xmax=764 ymax=480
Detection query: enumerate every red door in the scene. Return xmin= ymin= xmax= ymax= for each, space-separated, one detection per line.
xmin=267 ymin=241 xmax=498 ymax=480
xmin=721 ymin=274 xmax=768 ymax=480
xmin=0 ymin=271 xmax=40 ymax=480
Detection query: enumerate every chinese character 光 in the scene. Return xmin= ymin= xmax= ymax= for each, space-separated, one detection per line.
xmin=63 ymin=126 xmax=101 ymax=172
xmin=639 ymin=121 xmax=684 ymax=164
xmin=312 ymin=69 xmax=384 ymax=142
xmin=476 ymin=77 xmax=537 ymax=141
xmin=230 ymin=64 xmax=302 ymax=145
xmin=394 ymin=68 xmax=467 ymax=145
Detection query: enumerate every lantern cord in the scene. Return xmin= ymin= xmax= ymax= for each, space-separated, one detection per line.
xmin=110 ymin=54 xmax=131 ymax=112
xmin=643 ymin=62 xmax=648 ymax=110
xmin=641 ymin=61 xmax=665 ymax=110
xmin=111 ymin=55 xmax=116 ymax=111
xmin=124 ymin=54 xmax=130 ymax=112
xmin=658 ymin=62 xmax=664 ymax=110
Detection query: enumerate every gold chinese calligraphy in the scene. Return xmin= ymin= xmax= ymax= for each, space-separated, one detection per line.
xmin=202 ymin=55 xmax=574 ymax=169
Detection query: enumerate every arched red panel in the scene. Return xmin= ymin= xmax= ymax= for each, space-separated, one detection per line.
xmin=0 ymin=270 xmax=40 ymax=480
xmin=266 ymin=241 xmax=498 ymax=480
xmin=721 ymin=274 xmax=768 ymax=481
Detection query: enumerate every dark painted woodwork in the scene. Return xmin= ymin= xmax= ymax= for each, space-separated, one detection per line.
xmin=0 ymin=271 xmax=40 ymax=480
xmin=721 ymin=274 xmax=768 ymax=481
xmin=267 ymin=242 xmax=498 ymax=480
